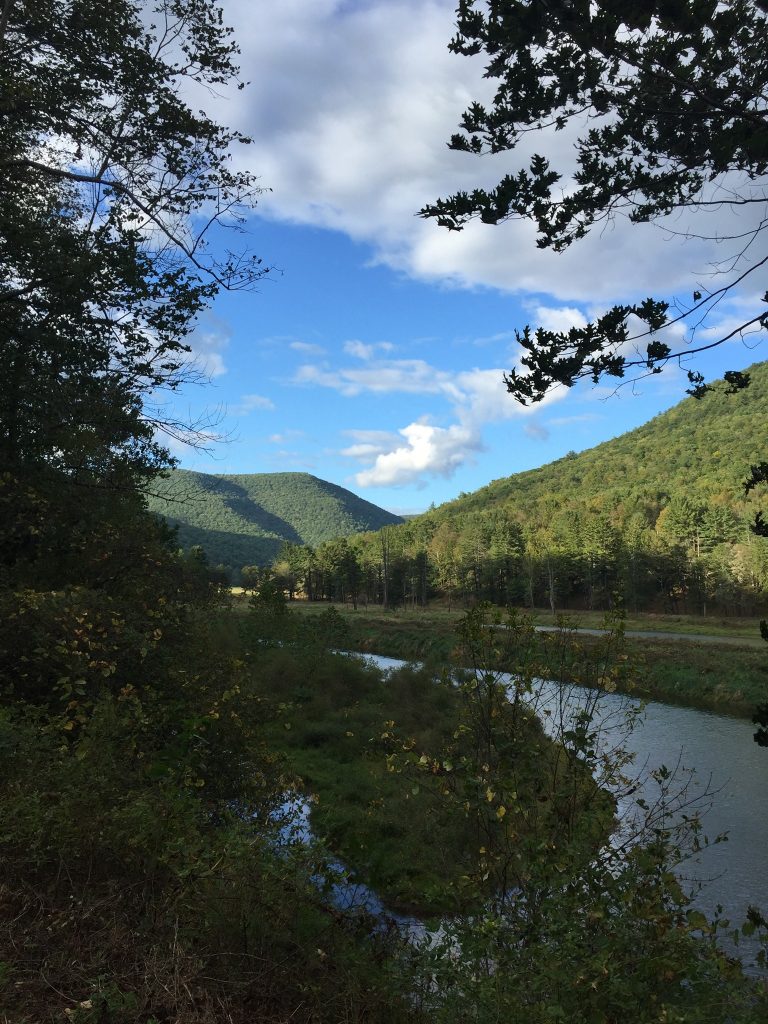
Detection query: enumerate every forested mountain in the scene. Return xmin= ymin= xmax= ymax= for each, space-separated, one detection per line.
xmin=146 ymin=469 xmax=403 ymax=570
xmin=431 ymin=360 xmax=768 ymax=523
xmin=274 ymin=363 xmax=768 ymax=615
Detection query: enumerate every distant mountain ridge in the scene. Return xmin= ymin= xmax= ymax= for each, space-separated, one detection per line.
xmin=146 ymin=470 xmax=403 ymax=569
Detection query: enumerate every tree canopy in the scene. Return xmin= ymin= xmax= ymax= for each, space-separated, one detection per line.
xmin=0 ymin=0 xmax=269 ymax=487
xmin=421 ymin=0 xmax=768 ymax=402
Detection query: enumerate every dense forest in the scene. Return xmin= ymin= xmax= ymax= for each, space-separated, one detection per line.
xmin=261 ymin=362 xmax=768 ymax=616
xmin=146 ymin=468 xmax=402 ymax=568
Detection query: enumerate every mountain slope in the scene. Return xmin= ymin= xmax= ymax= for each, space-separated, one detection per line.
xmin=147 ymin=470 xmax=403 ymax=569
xmin=423 ymin=360 xmax=768 ymax=527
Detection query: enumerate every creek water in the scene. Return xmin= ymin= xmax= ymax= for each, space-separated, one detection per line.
xmin=362 ymin=654 xmax=768 ymax=936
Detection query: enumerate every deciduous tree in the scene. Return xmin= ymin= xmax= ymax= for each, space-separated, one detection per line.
xmin=1 ymin=0 xmax=269 ymax=487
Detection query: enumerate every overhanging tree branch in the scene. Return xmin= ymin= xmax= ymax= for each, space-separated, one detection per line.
xmin=423 ymin=0 xmax=768 ymax=402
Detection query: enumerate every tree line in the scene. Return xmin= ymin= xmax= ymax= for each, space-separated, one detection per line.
xmin=250 ymin=493 xmax=768 ymax=616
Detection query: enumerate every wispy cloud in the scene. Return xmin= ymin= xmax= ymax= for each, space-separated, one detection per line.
xmin=341 ymin=428 xmax=401 ymax=460
xmin=301 ymin=350 xmax=565 ymax=486
xmin=268 ymin=429 xmax=305 ymax=444
xmin=293 ymin=358 xmax=463 ymax=398
xmin=344 ymin=339 xmax=395 ymax=360
xmin=290 ymin=340 xmax=327 ymax=355
xmin=548 ymin=413 xmax=602 ymax=427
xmin=188 ymin=313 xmax=231 ymax=379
xmin=232 ymin=393 xmax=275 ymax=414
xmin=462 ymin=329 xmax=517 ymax=349
xmin=524 ymin=422 xmax=549 ymax=442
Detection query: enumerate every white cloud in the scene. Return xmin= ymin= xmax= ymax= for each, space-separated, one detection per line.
xmin=463 ymin=329 xmax=517 ymax=349
xmin=343 ymin=339 xmax=395 ymax=360
xmin=215 ymin=0 xmax=764 ymax=309
xmin=293 ymin=358 xmax=463 ymax=398
xmin=269 ymin=429 xmax=305 ymax=444
xmin=342 ymin=442 xmax=391 ymax=459
xmin=232 ymin=393 xmax=275 ymax=414
xmin=532 ymin=305 xmax=589 ymax=334
xmin=355 ymin=420 xmax=481 ymax=488
xmin=188 ymin=315 xmax=231 ymax=379
xmin=289 ymin=340 xmax=327 ymax=355
xmin=318 ymin=353 xmax=566 ymax=485
xmin=341 ymin=428 xmax=401 ymax=460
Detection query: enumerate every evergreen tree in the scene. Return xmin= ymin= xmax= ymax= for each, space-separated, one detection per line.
xmin=421 ymin=0 xmax=768 ymax=401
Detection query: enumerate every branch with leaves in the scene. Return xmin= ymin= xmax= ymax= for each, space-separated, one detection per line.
xmin=421 ymin=0 xmax=768 ymax=402
xmin=0 ymin=0 xmax=270 ymax=480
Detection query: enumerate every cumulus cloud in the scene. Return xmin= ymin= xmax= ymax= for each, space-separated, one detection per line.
xmin=355 ymin=420 xmax=482 ymax=488
xmin=214 ymin=0 xmax=763 ymax=309
xmin=306 ymin=351 xmax=566 ymax=485
xmin=532 ymin=305 xmax=589 ymax=334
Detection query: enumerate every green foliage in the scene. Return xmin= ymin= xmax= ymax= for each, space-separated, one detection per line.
xmin=238 ymin=643 xmax=477 ymax=914
xmin=294 ymin=602 xmax=768 ymax=714
xmin=1 ymin=3 xmax=425 ymax=1019
xmin=337 ymin=362 xmax=768 ymax=617
xmin=4 ymin=1 xmax=767 ymax=1017
xmin=421 ymin=0 xmax=768 ymax=400
xmin=1 ymin=0 xmax=269 ymax=481
xmin=0 ymin=544 xmax=423 ymax=1021
xmin=146 ymin=468 xmax=403 ymax=571
xmin=403 ymin=606 xmax=768 ymax=1023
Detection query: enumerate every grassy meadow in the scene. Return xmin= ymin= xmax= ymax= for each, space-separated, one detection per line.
xmin=231 ymin=597 xmax=768 ymax=716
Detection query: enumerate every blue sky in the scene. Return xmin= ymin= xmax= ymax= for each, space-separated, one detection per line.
xmin=167 ymin=0 xmax=765 ymax=515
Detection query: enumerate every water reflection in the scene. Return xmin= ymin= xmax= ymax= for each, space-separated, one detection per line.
xmin=364 ymin=654 xmax=768 ymax=931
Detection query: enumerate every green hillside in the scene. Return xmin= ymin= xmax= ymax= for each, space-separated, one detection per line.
xmin=427 ymin=360 xmax=768 ymax=524
xmin=146 ymin=470 xmax=403 ymax=570
xmin=311 ymin=362 xmax=768 ymax=615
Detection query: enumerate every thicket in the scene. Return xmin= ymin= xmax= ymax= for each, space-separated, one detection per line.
xmin=0 ymin=1 xmax=413 ymax=1018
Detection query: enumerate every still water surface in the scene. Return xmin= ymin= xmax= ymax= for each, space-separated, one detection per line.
xmin=366 ymin=654 xmax=768 ymax=930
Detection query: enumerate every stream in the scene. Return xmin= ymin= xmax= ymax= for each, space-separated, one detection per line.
xmin=283 ymin=652 xmax=767 ymax=965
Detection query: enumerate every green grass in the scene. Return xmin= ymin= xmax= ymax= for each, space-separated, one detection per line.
xmin=235 ymin=609 xmax=610 ymax=917
xmin=529 ymin=608 xmax=765 ymax=641
xmin=276 ymin=602 xmax=767 ymax=716
xmin=625 ymin=638 xmax=768 ymax=712
xmin=239 ymin=642 xmax=479 ymax=915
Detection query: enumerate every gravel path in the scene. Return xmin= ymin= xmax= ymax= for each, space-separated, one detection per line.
xmin=532 ymin=624 xmax=764 ymax=647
